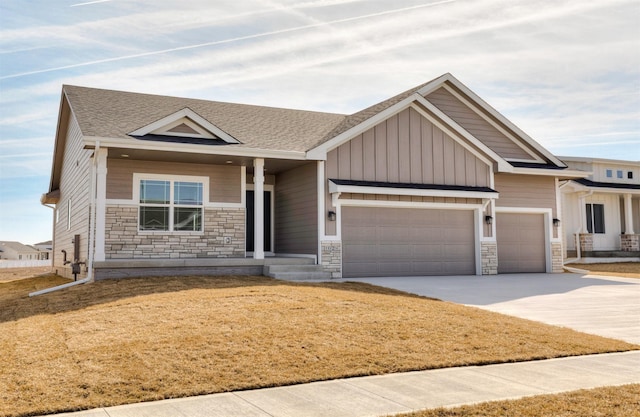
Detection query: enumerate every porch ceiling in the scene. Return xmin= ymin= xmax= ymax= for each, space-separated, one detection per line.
xmin=104 ymin=147 xmax=311 ymax=175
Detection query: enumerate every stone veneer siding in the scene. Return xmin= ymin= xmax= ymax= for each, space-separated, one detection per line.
xmin=321 ymin=240 xmax=342 ymax=278
xmin=620 ymin=234 xmax=640 ymax=252
xmin=578 ymin=233 xmax=593 ymax=252
xmin=551 ymin=242 xmax=563 ymax=273
xmin=105 ymin=205 xmax=245 ymax=259
xmin=481 ymin=242 xmax=498 ymax=275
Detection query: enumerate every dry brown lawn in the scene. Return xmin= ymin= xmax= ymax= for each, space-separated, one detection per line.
xmin=568 ymin=262 xmax=640 ymax=278
xmin=1 ymin=270 xmax=637 ymax=417
xmin=396 ymin=384 xmax=640 ymax=417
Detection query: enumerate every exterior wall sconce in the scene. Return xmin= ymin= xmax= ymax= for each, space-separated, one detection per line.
xmin=328 ymin=211 xmax=336 ymax=221
xmin=484 ymin=215 xmax=493 ymax=225
xmin=553 ymin=218 xmax=561 ymax=227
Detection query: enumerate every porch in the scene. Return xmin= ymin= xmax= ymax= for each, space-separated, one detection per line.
xmin=92 ymin=256 xmax=320 ymax=280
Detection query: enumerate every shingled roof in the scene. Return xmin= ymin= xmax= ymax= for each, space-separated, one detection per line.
xmin=63 ymin=85 xmax=347 ymax=153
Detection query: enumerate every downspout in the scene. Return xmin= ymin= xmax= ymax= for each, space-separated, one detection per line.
xmin=30 ymin=142 xmax=99 ymax=297
xmin=41 ymin=202 xmax=55 ymax=269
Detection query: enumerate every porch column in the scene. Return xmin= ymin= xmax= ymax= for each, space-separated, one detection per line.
xmin=94 ymin=148 xmax=108 ymax=262
xmin=253 ymin=158 xmax=265 ymax=259
xmin=624 ymin=193 xmax=634 ymax=234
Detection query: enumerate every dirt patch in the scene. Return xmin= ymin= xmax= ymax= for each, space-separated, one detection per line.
xmin=0 ymin=267 xmax=53 ymax=283
xmin=1 ymin=275 xmax=637 ymax=417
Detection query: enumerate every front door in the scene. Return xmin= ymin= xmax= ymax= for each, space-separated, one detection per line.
xmin=246 ymin=190 xmax=272 ymax=252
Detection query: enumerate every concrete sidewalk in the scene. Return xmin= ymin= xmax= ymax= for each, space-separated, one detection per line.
xmin=50 ymin=351 xmax=639 ymax=417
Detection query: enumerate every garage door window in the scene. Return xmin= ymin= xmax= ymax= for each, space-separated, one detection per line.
xmin=586 ymin=203 xmax=605 ymax=234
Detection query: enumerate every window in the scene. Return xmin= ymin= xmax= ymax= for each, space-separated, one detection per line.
xmin=139 ymin=178 xmax=204 ymax=231
xmin=606 ymin=169 xmax=612 ymax=178
xmin=617 ymin=170 xmax=623 ymax=179
xmin=586 ymin=203 xmax=605 ymax=234
xmin=628 ymin=171 xmax=633 ymax=179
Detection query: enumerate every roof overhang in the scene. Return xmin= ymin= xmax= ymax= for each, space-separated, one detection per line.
xmin=510 ymin=167 xmax=590 ymax=178
xmin=566 ymin=179 xmax=640 ymax=195
xmin=417 ymin=73 xmax=567 ymax=168
xmin=83 ymin=136 xmax=307 ymax=160
xmin=329 ymin=179 xmax=499 ymax=200
xmin=40 ymin=189 xmax=60 ymax=204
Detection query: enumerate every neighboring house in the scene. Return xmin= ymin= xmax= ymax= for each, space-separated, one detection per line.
xmin=0 ymin=241 xmax=42 ymax=260
xmin=33 ymin=241 xmax=53 ymax=260
xmin=560 ymin=157 xmax=640 ymax=259
xmin=42 ymin=73 xmax=588 ymax=280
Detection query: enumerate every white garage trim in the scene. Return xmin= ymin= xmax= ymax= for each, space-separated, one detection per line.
xmin=494 ymin=207 xmax=555 ymax=272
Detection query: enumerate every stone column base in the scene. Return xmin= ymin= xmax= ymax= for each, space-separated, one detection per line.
xmin=481 ymin=242 xmax=498 ymax=275
xmin=621 ymin=234 xmax=640 ymax=252
xmin=551 ymin=242 xmax=563 ymax=273
xmin=578 ymin=233 xmax=593 ymax=252
xmin=321 ymin=240 xmax=342 ymax=278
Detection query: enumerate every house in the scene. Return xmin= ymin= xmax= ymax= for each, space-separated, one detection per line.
xmin=41 ymin=73 xmax=589 ymax=280
xmin=0 ymin=241 xmax=43 ymax=260
xmin=560 ymin=157 xmax=640 ymax=260
xmin=33 ymin=241 xmax=53 ymax=260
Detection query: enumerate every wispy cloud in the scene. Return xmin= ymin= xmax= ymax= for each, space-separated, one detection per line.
xmin=70 ymin=0 xmax=113 ymax=7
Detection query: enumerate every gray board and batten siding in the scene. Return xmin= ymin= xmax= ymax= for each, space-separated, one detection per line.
xmin=425 ymin=86 xmax=534 ymax=161
xmin=325 ymin=107 xmax=492 ymax=236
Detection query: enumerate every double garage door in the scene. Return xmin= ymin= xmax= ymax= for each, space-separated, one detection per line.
xmin=342 ymin=207 xmax=476 ymax=277
xmin=342 ymin=208 xmax=547 ymax=277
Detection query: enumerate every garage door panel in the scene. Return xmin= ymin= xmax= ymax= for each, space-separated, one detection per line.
xmin=342 ymin=207 xmax=475 ymax=277
xmin=497 ymin=213 xmax=546 ymax=274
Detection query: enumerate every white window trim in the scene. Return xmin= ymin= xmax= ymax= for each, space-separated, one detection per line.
xmin=133 ymin=173 xmax=209 ymax=234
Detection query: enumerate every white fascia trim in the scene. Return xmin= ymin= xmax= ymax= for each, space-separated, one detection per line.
xmin=306 ymin=94 xmax=419 ymax=159
xmin=440 ymin=84 xmax=544 ymax=163
xmin=329 ymin=182 xmax=498 ymax=200
xmin=511 ymin=167 xmax=590 ymax=178
xmin=412 ymin=96 xmax=511 ymax=172
xmin=419 ymin=74 xmax=565 ymax=167
xmin=129 ymin=108 xmax=240 ymax=144
xmin=83 ymin=136 xmax=306 ymax=160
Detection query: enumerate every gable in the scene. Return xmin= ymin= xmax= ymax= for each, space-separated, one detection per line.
xmin=129 ymin=108 xmax=239 ymax=145
xmin=425 ymin=86 xmax=538 ymax=161
xmin=327 ymin=107 xmax=491 ymax=188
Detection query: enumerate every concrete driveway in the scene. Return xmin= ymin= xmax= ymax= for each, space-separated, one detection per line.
xmin=339 ymin=273 xmax=640 ymax=344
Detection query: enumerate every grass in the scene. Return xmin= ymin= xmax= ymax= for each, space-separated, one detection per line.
xmin=395 ymin=384 xmax=640 ymax=417
xmin=568 ymin=262 xmax=640 ymax=279
xmin=1 ymin=270 xmax=638 ymax=417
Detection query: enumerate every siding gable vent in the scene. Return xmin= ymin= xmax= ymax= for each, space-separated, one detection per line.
xmin=129 ymin=108 xmax=240 ymax=145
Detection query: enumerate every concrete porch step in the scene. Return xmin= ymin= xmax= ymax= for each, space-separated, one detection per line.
xmin=263 ymin=264 xmax=331 ymax=280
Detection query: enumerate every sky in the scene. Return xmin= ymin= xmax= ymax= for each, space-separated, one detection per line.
xmin=0 ymin=0 xmax=639 ymax=245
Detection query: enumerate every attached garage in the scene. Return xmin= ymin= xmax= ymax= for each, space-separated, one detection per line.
xmin=496 ymin=213 xmax=546 ymax=273
xmin=342 ymin=207 xmax=476 ymax=277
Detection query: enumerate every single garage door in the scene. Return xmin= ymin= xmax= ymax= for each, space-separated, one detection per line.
xmin=342 ymin=207 xmax=475 ymax=277
xmin=496 ymin=213 xmax=546 ymax=273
